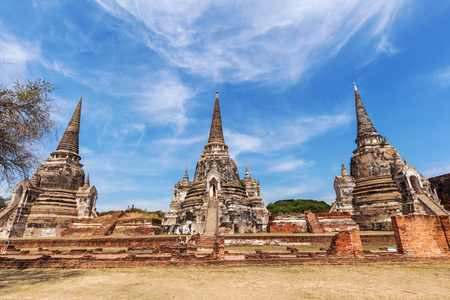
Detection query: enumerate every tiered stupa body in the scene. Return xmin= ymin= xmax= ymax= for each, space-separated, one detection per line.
xmin=331 ymin=84 xmax=449 ymax=230
xmin=0 ymin=97 xmax=98 ymax=238
xmin=163 ymin=92 xmax=269 ymax=235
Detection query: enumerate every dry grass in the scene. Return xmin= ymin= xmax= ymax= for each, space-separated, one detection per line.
xmin=0 ymin=263 xmax=449 ymax=299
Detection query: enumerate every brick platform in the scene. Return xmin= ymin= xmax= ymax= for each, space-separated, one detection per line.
xmin=0 ymin=252 xmax=449 ymax=269
xmin=1 ymin=233 xmax=395 ymax=250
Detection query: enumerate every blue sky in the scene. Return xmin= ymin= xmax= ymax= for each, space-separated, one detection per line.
xmin=1 ymin=1 xmax=450 ymax=212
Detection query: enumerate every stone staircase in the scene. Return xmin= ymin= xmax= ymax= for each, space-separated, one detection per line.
xmin=417 ymin=195 xmax=450 ymax=216
xmin=0 ymin=203 xmax=32 ymax=238
xmin=204 ymin=198 xmax=218 ymax=236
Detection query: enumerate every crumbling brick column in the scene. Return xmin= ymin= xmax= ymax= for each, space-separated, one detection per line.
xmin=212 ymin=234 xmax=225 ymax=260
xmin=326 ymin=230 xmax=364 ymax=257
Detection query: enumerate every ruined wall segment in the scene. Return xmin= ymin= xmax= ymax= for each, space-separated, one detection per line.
xmin=392 ymin=215 xmax=450 ymax=256
xmin=162 ymin=92 xmax=269 ymax=235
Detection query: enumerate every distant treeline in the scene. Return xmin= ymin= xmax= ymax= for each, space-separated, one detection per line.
xmin=266 ymin=199 xmax=331 ymax=214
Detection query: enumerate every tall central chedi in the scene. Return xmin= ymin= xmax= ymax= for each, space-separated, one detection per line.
xmin=163 ymin=92 xmax=269 ymax=235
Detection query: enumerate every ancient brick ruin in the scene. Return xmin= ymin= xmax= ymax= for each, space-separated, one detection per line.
xmin=331 ymin=84 xmax=450 ymax=230
xmin=392 ymin=214 xmax=450 ymax=256
xmin=326 ymin=230 xmax=364 ymax=257
xmin=268 ymin=211 xmax=358 ymax=233
xmin=61 ymin=211 xmax=163 ymax=237
xmin=429 ymin=173 xmax=450 ymax=211
xmin=162 ymin=92 xmax=269 ymax=235
xmin=0 ymin=97 xmax=98 ymax=238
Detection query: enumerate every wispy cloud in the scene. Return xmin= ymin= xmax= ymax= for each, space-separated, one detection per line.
xmin=434 ymin=67 xmax=450 ymax=87
xmin=225 ymin=130 xmax=263 ymax=158
xmin=0 ymin=27 xmax=40 ymax=80
xmin=95 ymin=0 xmax=408 ymax=83
xmin=269 ymin=158 xmax=314 ymax=173
xmin=262 ymin=178 xmax=323 ymax=203
xmin=133 ymin=72 xmax=197 ymax=133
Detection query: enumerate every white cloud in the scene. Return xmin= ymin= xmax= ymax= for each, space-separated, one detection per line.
xmin=269 ymin=159 xmax=314 ymax=173
xmin=0 ymin=28 xmax=40 ymax=80
xmin=421 ymin=162 xmax=450 ymax=178
xmin=435 ymin=67 xmax=450 ymax=87
xmin=96 ymin=0 xmax=408 ymax=83
xmin=79 ymin=146 xmax=95 ymax=156
xmin=262 ymin=180 xmax=323 ymax=203
xmin=133 ymin=72 xmax=196 ymax=133
xmin=259 ymin=113 xmax=352 ymax=152
xmin=224 ymin=129 xmax=263 ymax=158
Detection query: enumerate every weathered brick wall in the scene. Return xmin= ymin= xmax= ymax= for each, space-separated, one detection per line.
xmin=319 ymin=219 xmax=359 ymax=232
xmin=224 ymin=234 xmax=394 ymax=246
xmin=61 ymin=215 xmax=162 ymax=237
xmin=268 ymin=213 xmax=307 ymax=233
xmin=1 ymin=253 xmax=450 ymax=269
xmin=2 ymin=233 xmax=395 ymax=250
xmin=5 ymin=236 xmax=178 ymax=248
xmin=392 ymin=215 xmax=450 ymax=256
xmin=315 ymin=212 xmax=352 ymax=219
xmin=327 ymin=230 xmax=364 ymax=257
xmin=268 ymin=212 xmax=357 ymax=233
xmin=429 ymin=173 xmax=450 ymax=211
xmin=269 ymin=223 xmax=306 ymax=233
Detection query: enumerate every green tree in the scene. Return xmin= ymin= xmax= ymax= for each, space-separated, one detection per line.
xmin=0 ymin=196 xmax=11 ymax=209
xmin=266 ymin=199 xmax=331 ymax=214
xmin=0 ymin=79 xmax=57 ymax=187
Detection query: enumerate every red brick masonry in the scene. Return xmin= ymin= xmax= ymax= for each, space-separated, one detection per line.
xmin=327 ymin=230 xmax=364 ymax=257
xmin=392 ymin=215 xmax=450 ymax=256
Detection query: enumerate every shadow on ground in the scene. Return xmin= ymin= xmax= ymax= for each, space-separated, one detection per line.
xmin=0 ymin=269 xmax=84 ymax=289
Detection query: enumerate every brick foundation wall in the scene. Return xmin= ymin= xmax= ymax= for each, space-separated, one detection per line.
xmin=2 ymin=234 xmax=395 ymax=249
xmin=315 ymin=212 xmax=352 ymax=219
xmin=4 ymin=237 xmax=178 ymax=249
xmin=392 ymin=215 xmax=450 ymax=256
xmin=1 ymin=254 xmax=449 ymax=269
xmin=269 ymin=224 xmax=305 ymax=233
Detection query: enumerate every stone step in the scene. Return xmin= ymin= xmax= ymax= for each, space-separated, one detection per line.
xmin=417 ymin=195 xmax=450 ymax=216
xmin=204 ymin=198 xmax=218 ymax=236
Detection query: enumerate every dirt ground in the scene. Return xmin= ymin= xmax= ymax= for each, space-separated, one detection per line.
xmin=0 ymin=263 xmax=449 ymax=299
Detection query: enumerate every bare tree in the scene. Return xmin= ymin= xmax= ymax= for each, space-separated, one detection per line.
xmin=0 ymin=79 xmax=57 ymax=187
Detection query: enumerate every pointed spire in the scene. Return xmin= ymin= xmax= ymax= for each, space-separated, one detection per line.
xmin=57 ymin=96 xmax=82 ymax=154
xmin=341 ymin=161 xmax=349 ymax=176
xmin=354 ymin=83 xmax=378 ymax=139
xmin=244 ymin=162 xmax=251 ymax=180
xmin=183 ymin=167 xmax=189 ymax=183
xmin=83 ymin=173 xmax=90 ymax=189
xmin=207 ymin=91 xmax=226 ymax=145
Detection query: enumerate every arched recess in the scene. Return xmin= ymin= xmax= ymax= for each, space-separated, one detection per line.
xmin=209 ymin=178 xmax=218 ymax=199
